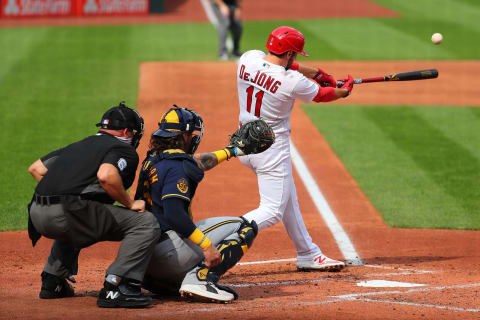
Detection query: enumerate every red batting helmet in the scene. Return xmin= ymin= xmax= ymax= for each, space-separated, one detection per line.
xmin=266 ymin=26 xmax=308 ymax=57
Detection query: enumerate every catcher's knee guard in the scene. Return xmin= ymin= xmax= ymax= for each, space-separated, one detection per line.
xmin=238 ymin=217 xmax=258 ymax=249
xmin=197 ymin=218 xmax=258 ymax=282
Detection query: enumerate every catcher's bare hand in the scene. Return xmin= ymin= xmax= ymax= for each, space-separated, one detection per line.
xmin=203 ymin=244 xmax=221 ymax=267
xmin=228 ymin=119 xmax=275 ymax=155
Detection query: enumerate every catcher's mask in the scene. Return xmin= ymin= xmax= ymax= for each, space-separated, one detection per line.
xmin=96 ymin=102 xmax=145 ymax=149
xmin=266 ymin=26 xmax=308 ymax=57
xmin=153 ymin=105 xmax=204 ymax=154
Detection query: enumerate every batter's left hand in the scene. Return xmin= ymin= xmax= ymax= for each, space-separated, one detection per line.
xmin=339 ymin=74 xmax=354 ymax=97
xmin=314 ymin=68 xmax=336 ymax=87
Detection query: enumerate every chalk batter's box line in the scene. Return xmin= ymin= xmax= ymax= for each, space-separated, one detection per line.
xmin=151 ymin=283 xmax=480 ymax=317
xmin=237 ymin=258 xmax=435 ymax=275
xmin=224 ymin=270 xmax=436 ymax=288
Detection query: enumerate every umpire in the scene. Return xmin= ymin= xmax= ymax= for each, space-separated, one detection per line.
xmin=27 ymin=102 xmax=160 ymax=308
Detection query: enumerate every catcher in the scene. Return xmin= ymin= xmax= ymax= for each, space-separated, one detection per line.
xmin=135 ymin=105 xmax=274 ymax=303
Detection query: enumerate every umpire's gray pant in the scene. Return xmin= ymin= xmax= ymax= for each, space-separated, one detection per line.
xmin=30 ymin=198 xmax=160 ymax=282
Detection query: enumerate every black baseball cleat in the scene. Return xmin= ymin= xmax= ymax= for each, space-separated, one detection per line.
xmin=39 ymin=272 xmax=75 ymax=299
xmin=97 ymin=280 xmax=152 ymax=308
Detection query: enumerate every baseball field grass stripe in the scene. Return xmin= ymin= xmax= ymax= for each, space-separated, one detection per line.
xmin=374 ymin=0 xmax=480 ymax=33
xmin=304 ymin=105 xmax=480 ymax=230
xmin=290 ymin=140 xmax=363 ymax=265
xmin=363 ymin=107 xmax=480 ymax=224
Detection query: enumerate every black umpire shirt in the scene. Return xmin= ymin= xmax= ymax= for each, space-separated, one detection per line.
xmin=35 ymin=132 xmax=139 ymax=204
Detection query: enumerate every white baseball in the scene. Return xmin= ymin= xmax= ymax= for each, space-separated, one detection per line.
xmin=431 ymin=33 xmax=443 ymax=45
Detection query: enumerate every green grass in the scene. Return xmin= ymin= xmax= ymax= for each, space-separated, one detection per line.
xmin=0 ymin=23 xmax=220 ymax=230
xmin=303 ymin=105 xmax=480 ymax=229
xmin=1 ymin=0 xmax=480 ymax=230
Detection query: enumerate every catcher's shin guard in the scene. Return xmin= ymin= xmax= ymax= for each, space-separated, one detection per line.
xmin=198 ymin=219 xmax=258 ymax=282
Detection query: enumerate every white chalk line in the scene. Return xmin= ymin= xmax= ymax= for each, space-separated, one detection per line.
xmin=290 ymin=140 xmax=363 ymax=266
xmin=224 ymin=271 xmax=435 ymax=288
xmin=199 ymin=0 xmax=218 ymax=27
xmin=237 ymin=257 xmax=296 ymax=265
xmin=223 ymin=264 xmax=437 ymax=288
xmin=147 ymin=283 xmax=480 ymax=316
xmin=348 ymin=298 xmax=480 ymax=313
xmin=237 ymin=260 xmax=435 ymax=276
xmin=333 ymin=283 xmax=480 ymax=299
xmin=363 ymin=264 xmax=435 ymax=274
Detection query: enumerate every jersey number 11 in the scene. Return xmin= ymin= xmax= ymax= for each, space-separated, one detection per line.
xmin=246 ymin=86 xmax=264 ymax=117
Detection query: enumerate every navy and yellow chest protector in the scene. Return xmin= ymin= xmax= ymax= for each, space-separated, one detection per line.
xmin=134 ymin=149 xmax=204 ymax=203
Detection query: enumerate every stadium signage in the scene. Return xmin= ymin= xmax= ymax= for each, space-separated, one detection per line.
xmin=1 ymin=0 xmax=74 ymax=17
xmin=81 ymin=0 xmax=148 ymax=15
xmin=1 ymin=0 xmax=149 ymax=17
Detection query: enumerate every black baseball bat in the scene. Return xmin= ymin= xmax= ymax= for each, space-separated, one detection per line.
xmin=336 ymin=69 xmax=438 ymax=86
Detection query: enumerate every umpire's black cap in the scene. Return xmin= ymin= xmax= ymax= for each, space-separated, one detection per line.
xmin=96 ymin=102 xmax=142 ymax=131
xmin=96 ymin=102 xmax=145 ymax=149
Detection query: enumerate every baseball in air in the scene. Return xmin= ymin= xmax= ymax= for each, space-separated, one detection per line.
xmin=431 ymin=33 xmax=443 ymax=45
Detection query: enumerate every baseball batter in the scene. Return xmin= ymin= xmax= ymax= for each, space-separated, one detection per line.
xmin=237 ymin=26 xmax=354 ymax=271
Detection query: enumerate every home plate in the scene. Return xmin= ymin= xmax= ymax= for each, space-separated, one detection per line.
xmin=357 ymin=280 xmax=427 ymax=288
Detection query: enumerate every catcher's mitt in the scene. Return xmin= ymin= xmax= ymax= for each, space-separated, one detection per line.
xmin=229 ymin=119 xmax=275 ymax=155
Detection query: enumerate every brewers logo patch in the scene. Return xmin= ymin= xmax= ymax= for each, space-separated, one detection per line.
xmin=177 ymin=178 xmax=189 ymax=193
xmin=196 ymin=267 xmax=208 ymax=281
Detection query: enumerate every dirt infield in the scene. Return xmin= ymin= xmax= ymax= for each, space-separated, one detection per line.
xmin=1 ymin=61 xmax=479 ymax=319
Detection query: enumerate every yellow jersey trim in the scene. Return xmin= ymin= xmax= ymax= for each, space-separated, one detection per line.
xmin=202 ymin=219 xmax=243 ymax=234
xmin=161 ymin=193 xmax=191 ymax=201
xmin=188 ymin=228 xmax=212 ymax=249
xmin=163 ymin=149 xmax=185 ymax=154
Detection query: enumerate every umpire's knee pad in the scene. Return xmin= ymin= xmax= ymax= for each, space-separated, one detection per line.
xmin=238 ymin=217 xmax=258 ymax=248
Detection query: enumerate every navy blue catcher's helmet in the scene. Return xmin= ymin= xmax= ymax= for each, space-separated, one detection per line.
xmin=153 ymin=105 xmax=204 ymax=154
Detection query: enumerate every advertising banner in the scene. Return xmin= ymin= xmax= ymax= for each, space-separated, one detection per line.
xmin=80 ymin=0 xmax=148 ymax=16
xmin=1 ymin=0 xmax=149 ymax=18
xmin=1 ymin=0 xmax=76 ymax=17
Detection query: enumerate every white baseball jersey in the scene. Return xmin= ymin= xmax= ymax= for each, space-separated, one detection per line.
xmin=237 ymin=50 xmax=324 ymax=261
xmin=237 ymin=50 xmax=319 ymax=135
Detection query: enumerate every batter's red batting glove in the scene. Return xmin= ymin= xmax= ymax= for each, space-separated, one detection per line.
xmin=313 ymin=68 xmax=336 ymax=87
xmin=339 ymin=74 xmax=354 ymax=96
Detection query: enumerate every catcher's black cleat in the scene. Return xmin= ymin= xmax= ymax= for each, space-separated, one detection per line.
xmin=97 ymin=280 xmax=152 ymax=308
xmin=39 ymin=272 xmax=75 ymax=299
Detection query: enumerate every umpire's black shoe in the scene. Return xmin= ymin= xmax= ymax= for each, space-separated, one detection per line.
xmin=97 ymin=280 xmax=152 ymax=308
xmin=39 ymin=272 xmax=75 ymax=299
